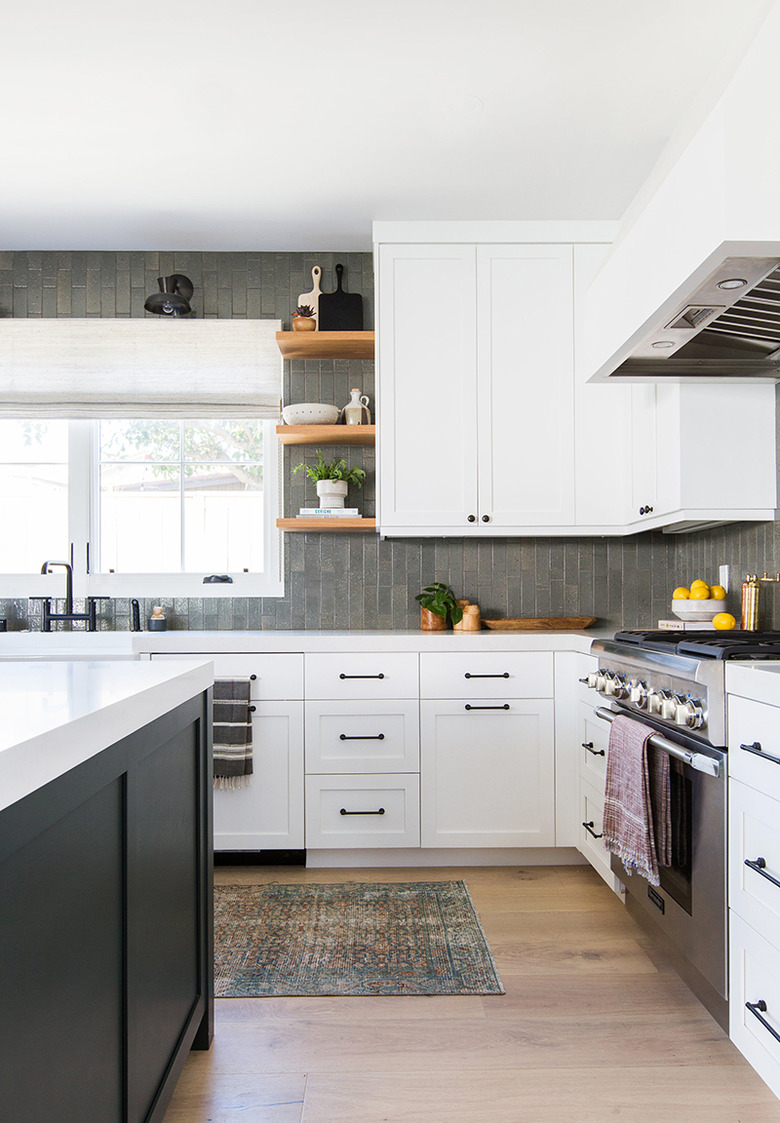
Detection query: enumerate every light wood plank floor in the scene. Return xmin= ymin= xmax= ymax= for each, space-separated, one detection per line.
xmin=163 ymin=864 xmax=780 ymax=1122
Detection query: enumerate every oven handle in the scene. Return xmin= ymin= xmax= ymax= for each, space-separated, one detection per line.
xmin=595 ymin=706 xmax=721 ymax=778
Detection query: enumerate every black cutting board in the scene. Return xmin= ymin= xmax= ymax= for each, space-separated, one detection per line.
xmin=318 ymin=263 xmax=363 ymax=331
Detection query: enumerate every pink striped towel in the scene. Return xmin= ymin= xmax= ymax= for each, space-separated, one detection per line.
xmin=602 ymin=714 xmax=671 ymax=887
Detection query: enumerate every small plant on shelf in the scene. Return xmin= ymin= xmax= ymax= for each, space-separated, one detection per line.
xmin=293 ymin=449 xmax=366 ymax=487
xmin=415 ymin=582 xmax=463 ymax=630
xmin=292 ymin=303 xmax=316 ymax=331
xmin=293 ymin=449 xmax=366 ymax=510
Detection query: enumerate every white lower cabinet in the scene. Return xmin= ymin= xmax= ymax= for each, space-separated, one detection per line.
xmin=420 ymin=698 xmax=555 ymax=848
xmin=304 ymin=652 xmax=420 ymax=849
xmin=728 ymin=685 xmax=780 ymax=1100
xmin=305 ymin=774 xmax=420 ymax=848
xmin=151 ymin=652 xmax=304 ymax=851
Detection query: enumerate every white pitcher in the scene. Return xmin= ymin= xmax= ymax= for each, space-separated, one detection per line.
xmin=343 ymin=388 xmax=371 ymax=425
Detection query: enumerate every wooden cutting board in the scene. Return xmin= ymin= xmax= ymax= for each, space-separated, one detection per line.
xmin=482 ymin=617 xmax=597 ymax=631
xmin=319 ymin=263 xmax=363 ymax=331
xmin=297 ymin=265 xmax=322 ymax=327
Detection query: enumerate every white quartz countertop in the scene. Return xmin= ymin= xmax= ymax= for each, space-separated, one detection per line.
xmin=0 ymin=627 xmax=603 ymax=658
xmin=726 ymin=660 xmax=780 ymax=707
xmin=0 ymin=658 xmax=213 ymax=812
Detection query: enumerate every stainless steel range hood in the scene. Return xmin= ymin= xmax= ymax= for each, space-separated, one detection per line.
xmin=616 ymin=256 xmax=780 ymax=379
xmin=582 ymin=4 xmax=780 ymax=384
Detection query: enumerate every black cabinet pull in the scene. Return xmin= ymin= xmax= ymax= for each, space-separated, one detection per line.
xmin=638 ymin=505 xmax=654 ymax=515
xmin=249 ymin=704 xmax=256 ymax=713
xmin=481 ymin=514 xmax=490 ymax=522
xmin=746 ymin=1000 xmax=780 ymax=1045
xmin=339 ymin=673 xmax=385 ymax=680
xmin=340 ymin=807 xmax=385 ymax=816
xmin=339 ymin=733 xmax=385 ymax=741
xmin=582 ymin=741 xmax=605 ymax=756
xmin=740 ymin=741 xmax=780 ymax=767
xmin=467 ymin=514 xmax=476 ymax=523
xmin=582 ymin=821 xmax=603 ymax=840
xmin=464 ymin=672 xmax=510 ymax=679
xmin=745 ymin=857 xmax=780 ymax=890
xmin=465 ymin=703 xmax=510 ymax=711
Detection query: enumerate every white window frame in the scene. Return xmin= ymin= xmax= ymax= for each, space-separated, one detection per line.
xmin=1 ymin=420 xmax=284 ymax=600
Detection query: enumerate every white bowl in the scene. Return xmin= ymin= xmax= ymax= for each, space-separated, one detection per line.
xmin=282 ymin=403 xmax=340 ymax=425
xmin=671 ymin=598 xmax=727 ymax=622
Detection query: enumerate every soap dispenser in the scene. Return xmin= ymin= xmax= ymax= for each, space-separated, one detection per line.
xmin=148 ymin=605 xmax=167 ymax=632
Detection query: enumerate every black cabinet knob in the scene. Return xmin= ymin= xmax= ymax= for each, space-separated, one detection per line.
xmin=482 ymin=514 xmax=490 ymax=522
xmin=467 ymin=514 xmax=476 ymax=523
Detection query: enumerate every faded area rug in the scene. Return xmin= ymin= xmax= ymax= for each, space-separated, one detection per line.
xmin=213 ymin=880 xmax=504 ymax=997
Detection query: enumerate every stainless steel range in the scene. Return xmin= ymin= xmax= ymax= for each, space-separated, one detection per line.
xmin=587 ymin=629 xmax=780 ymax=1030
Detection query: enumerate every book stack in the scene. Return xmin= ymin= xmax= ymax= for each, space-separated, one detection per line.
xmin=297 ymin=507 xmax=362 ymax=519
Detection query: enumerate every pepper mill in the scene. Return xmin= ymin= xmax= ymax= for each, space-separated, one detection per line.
xmin=741 ymin=572 xmax=780 ymax=630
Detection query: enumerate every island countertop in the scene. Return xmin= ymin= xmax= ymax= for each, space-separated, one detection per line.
xmin=0 ymin=657 xmax=213 ymax=812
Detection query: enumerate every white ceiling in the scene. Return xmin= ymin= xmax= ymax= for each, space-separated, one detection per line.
xmin=1 ymin=0 xmax=773 ymax=252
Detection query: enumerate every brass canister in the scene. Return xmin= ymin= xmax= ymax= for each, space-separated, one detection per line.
xmin=741 ymin=574 xmax=761 ymax=630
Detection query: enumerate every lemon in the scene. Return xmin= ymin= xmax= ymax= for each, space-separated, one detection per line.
xmin=672 ymin=587 xmax=690 ymax=599
xmin=689 ymin=587 xmax=710 ymax=600
xmin=710 ymin=585 xmax=726 ymax=600
xmin=690 ymin=579 xmax=709 ymax=591
xmin=713 ymin=612 xmax=737 ymax=630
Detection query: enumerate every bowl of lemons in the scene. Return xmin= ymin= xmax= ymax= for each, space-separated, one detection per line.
xmin=672 ymin=580 xmax=735 ymax=628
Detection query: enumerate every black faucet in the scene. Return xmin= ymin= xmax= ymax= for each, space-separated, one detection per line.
xmin=39 ymin=560 xmax=100 ymax=631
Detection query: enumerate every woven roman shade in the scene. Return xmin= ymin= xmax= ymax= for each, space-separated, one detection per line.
xmin=0 ymin=318 xmax=283 ymax=418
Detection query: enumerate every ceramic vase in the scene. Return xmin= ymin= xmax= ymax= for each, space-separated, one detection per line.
xmin=420 ymin=607 xmax=447 ymax=631
xmin=316 ymin=479 xmax=348 ymax=508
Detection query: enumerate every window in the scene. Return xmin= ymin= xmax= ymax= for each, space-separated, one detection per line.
xmin=0 ymin=419 xmax=283 ymax=599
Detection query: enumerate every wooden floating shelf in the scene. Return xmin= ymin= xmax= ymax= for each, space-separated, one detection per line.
xmin=276 ymin=424 xmax=375 ymax=446
xmin=277 ymin=518 xmax=376 ymax=533
xmin=276 ymin=331 xmax=375 ymax=360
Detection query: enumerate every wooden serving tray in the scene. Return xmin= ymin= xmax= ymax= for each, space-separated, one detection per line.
xmin=482 ymin=617 xmax=597 ymax=631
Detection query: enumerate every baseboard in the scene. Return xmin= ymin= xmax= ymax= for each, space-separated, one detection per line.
xmin=214 ymin=849 xmax=306 ymax=866
xmin=305 ymin=846 xmax=586 ymax=869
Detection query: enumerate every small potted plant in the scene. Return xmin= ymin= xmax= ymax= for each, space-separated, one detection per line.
xmin=292 ymin=303 xmax=316 ymax=331
xmin=293 ymin=449 xmax=366 ymax=508
xmin=415 ymin=582 xmax=463 ymax=631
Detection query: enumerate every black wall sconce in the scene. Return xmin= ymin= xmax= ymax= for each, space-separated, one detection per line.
xmin=144 ymin=274 xmax=194 ymax=316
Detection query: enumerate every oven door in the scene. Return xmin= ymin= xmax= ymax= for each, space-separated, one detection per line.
xmin=597 ymin=704 xmax=728 ymax=1028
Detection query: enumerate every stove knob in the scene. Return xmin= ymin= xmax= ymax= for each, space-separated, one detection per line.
xmin=611 ymin=674 xmax=630 ymax=700
xmin=629 ymin=680 xmax=649 ymax=708
xmin=586 ymin=672 xmax=600 ymax=689
xmin=660 ymin=693 xmax=679 ymax=721
xmin=647 ymin=691 xmax=663 ymax=715
xmin=602 ymin=672 xmax=617 ymax=696
xmin=675 ymin=697 xmax=705 ymax=729
xmin=595 ymin=671 xmax=608 ymax=692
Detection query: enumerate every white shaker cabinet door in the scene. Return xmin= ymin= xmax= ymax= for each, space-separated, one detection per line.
xmin=420 ymin=698 xmax=556 ymax=848
xmin=376 ymin=243 xmax=478 ymax=531
xmin=212 ymin=700 xmax=304 ymax=851
xmin=476 ymin=244 xmax=575 ymax=526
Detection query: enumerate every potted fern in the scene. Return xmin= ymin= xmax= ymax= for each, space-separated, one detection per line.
xmin=415 ymin=582 xmax=463 ymax=631
xmin=293 ymin=449 xmax=366 ymax=508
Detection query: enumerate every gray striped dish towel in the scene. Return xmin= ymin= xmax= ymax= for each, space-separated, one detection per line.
xmin=213 ymin=678 xmax=254 ymax=790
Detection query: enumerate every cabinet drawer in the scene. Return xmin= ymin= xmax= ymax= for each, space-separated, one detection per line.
xmin=151 ymin=652 xmax=303 ymax=700
xmin=579 ymin=701 xmax=609 ymax=789
xmin=729 ymin=695 xmax=780 ymax=799
xmin=305 ymin=774 xmax=420 ymax=848
xmin=420 ymin=651 xmax=553 ymax=699
xmin=730 ymin=912 xmax=780 ymax=1100
xmin=578 ymin=779 xmax=612 ymax=881
xmin=730 ymin=778 xmax=780 ymax=948
xmin=305 ymin=653 xmax=418 ymax=700
xmin=305 ymin=700 xmax=419 ymax=774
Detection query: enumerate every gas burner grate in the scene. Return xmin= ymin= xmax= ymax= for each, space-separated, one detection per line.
xmin=613 ymin=629 xmax=780 ymax=660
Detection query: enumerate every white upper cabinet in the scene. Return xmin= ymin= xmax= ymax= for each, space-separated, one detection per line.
xmin=375 ymin=224 xmax=776 ymax=537
xmin=476 ymin=245 xmax=575 ymax=527
xmin=376 ymin=239 xmax=577 ymax=534
xmin=376 ymin=244 xmax=478 ymax=530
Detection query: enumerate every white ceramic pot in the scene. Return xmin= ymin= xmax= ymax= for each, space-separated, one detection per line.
xmin=316 ymin=479 xmax=348 ymax=508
